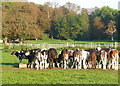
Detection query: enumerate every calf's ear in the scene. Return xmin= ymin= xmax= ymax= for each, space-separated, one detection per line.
xmin=11 ymin=51 xmax=16 ymax=55
xmin=11 ymin=52 xmax=13 ymax=55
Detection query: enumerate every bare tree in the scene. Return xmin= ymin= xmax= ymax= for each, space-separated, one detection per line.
xmin=44 ymin=2 xmax=53 ymax=39
xmin=64 ymin=2 xmax=81 ymax=13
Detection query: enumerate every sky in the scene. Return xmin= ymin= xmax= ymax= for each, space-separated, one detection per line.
xmin=27 ymin=0 xmax=120 ymax=10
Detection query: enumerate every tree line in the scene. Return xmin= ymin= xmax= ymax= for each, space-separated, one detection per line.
xmin=2 ymin=2 xmax=119 ymax=41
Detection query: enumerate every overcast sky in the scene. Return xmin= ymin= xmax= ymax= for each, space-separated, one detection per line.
xmin=27 ymin=0 xmax=119 ymax=10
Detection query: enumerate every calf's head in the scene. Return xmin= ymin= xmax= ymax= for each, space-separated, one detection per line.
xmin=11 ymin=51 xmax=20 ymax=55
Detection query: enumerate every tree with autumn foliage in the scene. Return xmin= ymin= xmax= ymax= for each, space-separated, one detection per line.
xmin=89 ymin=6 xmax=118 ymax=40
xmin=2 ymin=2 xmax=49 ymax=40
xmin=2 ymin=2 xmax=119 ymax=41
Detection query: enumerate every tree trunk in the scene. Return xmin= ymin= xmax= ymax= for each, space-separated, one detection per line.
xmin=111 ymin=35 xmax=113 ymax=41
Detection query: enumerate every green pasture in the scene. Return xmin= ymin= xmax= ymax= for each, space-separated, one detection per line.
xmin=2 ymin=68 xmax=118 ymax=84
xmin=23 ymin=39 xmax=119 ymax=44
xmin=2 ymin=39 xmax=120 ymax=53
xmin=1 ymin=50 xmax=119 ymax=84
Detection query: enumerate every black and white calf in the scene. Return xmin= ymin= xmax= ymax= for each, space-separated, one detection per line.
xmin=20 ymin=49 xmax=41 ymax=69
xmin=11 ymin=51 xmax=28 ymax=63
xmin=21 ymin=48 xmax=49 ymax=70
xmin=39 ymin=49 xmax=49 ymax=69
xmin=11 ymin=48 xmax=41 ymax=69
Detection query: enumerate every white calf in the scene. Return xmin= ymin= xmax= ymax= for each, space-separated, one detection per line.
xmin=80 ymin=49 xmax=90 ymax=69
xmin=100 ymin=50 xmax=107 ymax=69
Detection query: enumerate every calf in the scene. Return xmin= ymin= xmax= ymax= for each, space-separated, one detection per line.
xmin=40 ymin=49 xmax=49 ymax=69
xmin=88 ymin=51 xmax=97 ymax=69
xmin=96 ymin=47 xmax=111 ymax=69
xmin=73 ymin=49 xmax=90 ymax=69
xmin=11 ymin=49 xmax=37 ymax=68
xmin=73 ymin=49 xmax=81 ymax=69
xmin=98 ymin=50 xmax=107 ymax=69
xmin=80 ymin=49 xmax=90 ymax=69
xmin=107 ymin=49 xmax=119 ymax=70
xmin=85 ymin=49 xmax=97 ymax=68
xmin=11 ymin=51 xmax=28 ymax=63
xmin=58 ymin=49 xmax=69 ymax=69
xmin=20 ymin=49 xmax=41 ymax=69
xmin=21 ymin=48 xmax=49 ymax=70
xmin=48 ymin=48 xmax=58 ymax=68
xmin=33 ymin=49 xmax=42 ymax=70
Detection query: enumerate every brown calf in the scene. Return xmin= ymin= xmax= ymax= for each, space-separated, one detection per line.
xmin=48 ymin=48 xmax=58 ymax=68
xmin=89 ymin=51 xmax=97 ymax=68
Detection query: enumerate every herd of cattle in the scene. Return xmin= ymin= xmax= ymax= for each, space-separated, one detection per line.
xmin=11 ymin=47 xmax=119 ymax=70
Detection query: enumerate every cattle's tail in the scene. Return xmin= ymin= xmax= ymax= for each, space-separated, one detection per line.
xmin=54 ymin=58 xmax=58 ymax=67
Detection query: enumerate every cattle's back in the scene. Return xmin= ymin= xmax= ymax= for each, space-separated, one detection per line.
xmin=48 ymin=48 xmax=57 ymax=59
xmin=61 ymin=49 xmax=69 ymax=57
xmin=101 ymin=48 xmax=111 ymax=53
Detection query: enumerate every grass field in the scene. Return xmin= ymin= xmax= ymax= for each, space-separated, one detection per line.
xmin=1 ymin=50 xmax=119 ymax=84
xmin=23 ymin=39 xmax=119 ymax=44
xmin=2 ymin=68 xmax=118 ymax=84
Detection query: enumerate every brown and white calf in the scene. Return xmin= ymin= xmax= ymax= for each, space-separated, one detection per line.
xmin=107 ymin=49 xmax=119 ymax=70
xmin=96 ymin=47 xmax=119 ymax=70
xmin=85 ymin=49 xmax=97 ymax=68
xmin=58 ymin=49 xmax=70 ymax=69
xmin=73 ymin=49 xmax=90 ymax=69
xmin=96 ymin=47 xmax=110 ymax=69
xmin=73 ymin=49 xmax=81 ymax=69
xmin=99 ymin=50 xmax=107 ymax=69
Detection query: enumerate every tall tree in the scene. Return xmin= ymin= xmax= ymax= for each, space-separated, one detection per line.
xmin=2 ymin=2 xmax=49 ymax=40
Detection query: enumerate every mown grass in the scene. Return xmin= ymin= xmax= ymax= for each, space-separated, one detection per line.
xmin=1 ymin=51 xmax=119 ymax=84
xmin=2 ymin=68 xmax=118 ymax=84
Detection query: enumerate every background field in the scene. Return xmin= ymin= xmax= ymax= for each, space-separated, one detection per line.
xmin=1 ymin=44 xmax=119 ymax=84
xmin=23 ymin=39 xmax=120 ymax=44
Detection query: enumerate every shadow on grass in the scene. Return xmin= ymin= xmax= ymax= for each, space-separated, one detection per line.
xmin=1 ymin=63 xmax=19 ymax=68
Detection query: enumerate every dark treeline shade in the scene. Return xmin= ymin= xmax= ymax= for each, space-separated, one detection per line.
xmin=117 ymin=11 xmax=120 ymax=41
xmin=2 ymin=2 xmax=119 ymax=41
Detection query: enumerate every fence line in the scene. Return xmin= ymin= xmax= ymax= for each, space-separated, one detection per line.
xmin=3 ymin=42 xmax=120 ymax=50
